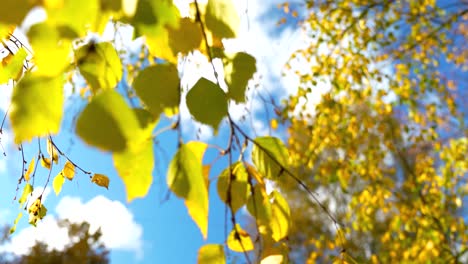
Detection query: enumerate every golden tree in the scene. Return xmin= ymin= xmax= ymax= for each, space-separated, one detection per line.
xmin=279 ymin=0 xmax=468 ymax=263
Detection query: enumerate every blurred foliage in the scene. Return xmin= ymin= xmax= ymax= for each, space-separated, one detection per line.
xmin=1 ymin=0 xmax=466 ymax=263
xmin=276 ymin=0 xmax=468 ymax=263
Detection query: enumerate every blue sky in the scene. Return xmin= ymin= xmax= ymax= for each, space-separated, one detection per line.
xmin=0 ymin=1 xmax=305 ymax=263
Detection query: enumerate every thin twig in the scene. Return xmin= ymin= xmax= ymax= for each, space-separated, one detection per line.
xmin=49 ymin=136 xmax=91 ymax=175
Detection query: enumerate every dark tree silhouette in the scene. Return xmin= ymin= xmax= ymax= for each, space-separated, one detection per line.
xmin=0 ymin=220 xmax=109 ymax=264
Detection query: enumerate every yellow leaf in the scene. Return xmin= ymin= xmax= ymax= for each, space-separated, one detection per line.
xmin=62 ymin=161 xmax=75 ymax=180
xmin=47 ymin=139 xmax=59 ymax=164
xmin=167 ymin=142 xmax=209 ymax=239
xmin=187 ymin=141 xmax=208 ymax=168
xmin=198 ymin=244 xmax=226 ymax=264
xmin=40 ymin=157 xmax=51 ymax=169
xmin=270 ymin=191 xmax=291 ymax=241
xmin=270 ymin=118 xmax=278 ymax=130
xmin=113 ymin=140 xmax=154 ymax=202
xmin=226 ymin=224 xmax=254 ymax=252
xmin=24 ymin=157 xmax=35 ymax=181
xmin=52 ymin=173 xmax=65 ymax=196
xmin=91 ymin=173 xmax=110 ymax=189
xmin=9 ymin=212 xmax=23 ymax=234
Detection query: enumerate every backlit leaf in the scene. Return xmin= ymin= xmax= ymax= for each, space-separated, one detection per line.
xmin=131 ymin=0 xmax=180 ymax=62
xmin=224 ymin=52 xmax=257 ymax=103
xmin=28 ymin=200 xmax=47 ymax=227
xmin=45 ymin=0 xmax=99 ymax=36
xmin=167 ymin=142 xmax=209 ymax=239
xmin=198 ymin=244 xmax=225 ymax=264
xmin=205 ymin=0 xmax=239 ymax=39
xmin=186 ymin=78 xmax=228 ymax=130
xmin=133 ymin=64 xmax=180 ymax=117
xmin=52 ymin=173 xmax=65 ymax=196
xmin=19 ymin=183 xmax=33 ymax=208
xmin=227 ymin=224 xmax=254 ymax=252
xmin=0 ymin=48 xmax=27 ymax=84
xmin=24 ymin=157 xmax=35 ymax=182
xmin=76 ymin=90 xmax=141 ymax=152
xmin=47 ymin=138 xmax=59 ymax=164
xmin=270 ymin=191 xmax=290 ymax=242
xmin=9 ymin=212 xmax=22 ymax=234
xmin=247 ymin=184 xmax=272 ymax=226
xmin=112 ymin=108 xmax=156 ymax=201
xmin=217 ymin=162 xmax=250 ymax=213
xmin=63 ymin=161 xmax=75 ymax=180
xmin=91 ymin=173 xmax=110 ymax=189
xmin=168 ymin=18 xmax=202 ymax=55
xmin=27 ymin=23 xmax=71 ymax=76
xmin=41 ymin=157 xmax=51 ymax=169
xmin=75 ymin=42 xmax=123 ymax=93
xmin=10 ymin=74 xmax=64 ymax=143
xmin=114 ymin=139 xmax=154 ymax=202
xmin=252 ymin=136 xmax=288 ymax=179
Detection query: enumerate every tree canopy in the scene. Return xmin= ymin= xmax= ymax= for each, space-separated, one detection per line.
xmin=0 ymin=0 xmax=466 ymax=263
xmin=1 ymin=220 xmax=109 ymax=264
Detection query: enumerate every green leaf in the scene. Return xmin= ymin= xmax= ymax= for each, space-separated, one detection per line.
xmin=27 ymin=23 xmax=71 ymax=77
xmin=134 ymin=108 xmax=159 ymax=136
xmin=131 ymin=0 xmax=180 ymax=62
xmin=246 ymin=184 xmax=272 ymax=226
xmin=186 ymin=78 xmax=228 ymax=130
xmin=205 ymin=0 xmax=240 ymax=39
xmin=76 ymin=90 xmax=141 ymax=152
xmin=217 ymin=162 xmax=250 ymax=213
xmin=45 ymin=0 xmax=99 ymax=36
xmin=114 ymin=141 xmax=154 ymax=202
xmin=224 ymin=52 xmax=257 ymax=103
xmin=100 ymin=0 xmax=122 ymax=12
xmin=226 ymin=224 xmax=254 ymax=252
xmin=252 ymin=136 xmax=289 ymax=179
xmin=52 ymin=173 xmax=65 ymax=196
xmin=75 ymin=42 xmax=123 ymax=93
xmin=167 ymin=142 xmax=209 ymax=239
xmin=0 ymin=0 xmax=30 ymax=25
xmin=0 ymin=48 xmax=27 ymax=84
xmin=10 ymin=74 xmax=64 ymax=143
xmin=19 ymin=183 xmax=33 ymax=208
xmin=114 ymin=110 xmax=156 ymax=202
xmin=270 ymin=191 xmax=291 ymax=241
xmin=197 ymin=244 xmax=226 ymax=264
xmin=168 ymin=18 xmax=202 ymax=55
xmin=133 ymin=64 xmax=180 ymax=117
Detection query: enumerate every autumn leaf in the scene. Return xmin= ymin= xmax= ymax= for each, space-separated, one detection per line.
xmin=198 ymin=244 xmax=225 ymax=264
xmin=62 ymin=161 xmax=75 ymax=180
xmin=91 ymin=173 xmax=110 ymax=189
xmin=52 ymin=173 xmax=65 ymax=196
xmin=226 ymin=224 xmax=254 ymax=252
xmin=40 ymin=157 xmax=52 ymax=169
xmin=167 ymin=142 xmax=209 ymax=239
xmin=47 ymin=138 xmax=59 ymax=164
xmin=24 ymin=157 xmax=35 ymax=182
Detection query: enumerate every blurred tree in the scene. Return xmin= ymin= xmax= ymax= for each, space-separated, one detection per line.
xmin=276 ymin=0 xmax=468 ymax=263
xmin=0 ymin=220 xmax=109 ymax=264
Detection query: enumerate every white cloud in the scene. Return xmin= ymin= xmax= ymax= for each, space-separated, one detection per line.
xmin=1 ymin=195 xmax=143 ymax=259
xmin=55 ymin=196 xmax=143 ymax=256
xmin=0 ymin=216 xmax=70 ymax=255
